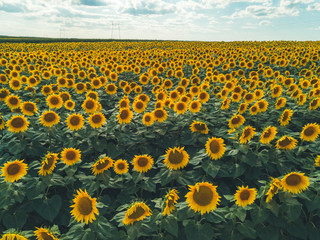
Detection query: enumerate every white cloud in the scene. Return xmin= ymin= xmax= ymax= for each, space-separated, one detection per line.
xmin=200 ymin=0 xmax=271 ymax=9
xmin=259 ymin=20 xmax=270 ymax=25
xmin=307 ymin=2 xmax=320 ymax=10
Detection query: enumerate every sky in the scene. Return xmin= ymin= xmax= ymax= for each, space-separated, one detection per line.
xmin=0 ymin=0 xmax=319 ymax=41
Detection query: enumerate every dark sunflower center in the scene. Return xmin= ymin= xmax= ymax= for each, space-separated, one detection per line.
xmin=24 ymin=103 xmax=34 ymax=112
xmin=92 ymin=114 xmax=102 ymax=123
xmin=304 ymin=127 xmax=315 ymax=136
xmin=93 ymin=80 xmax=100 ymax=86
xmin=108 ymin=85 xmax=115 ymax=91
xmin=7 ymin=163 xmax=20 ymax=175
xmin=9 ymin=97 xmax=18 ymax=105
xmin=144 ymin=116 xmax=151 ymax=122
xmin=77 ymin=84 xmax=84 ymax=90
xmin=0 ymin=90 xmax=8 ymax=98
xmin=231 ymin=116 xmax=241 ymax=124
xmin=209 ymin=140 xmax=220 ymax=154
xmin=194 ymin=123 xmax=206 ymax=131
xmin=167 ymin=198 xmax=175 ymax=207
xmin=120 ymin=101 xmax=128 ymax=108
xmin=282 ymin=112 xmax=289 ymax=121
xmin=44 ymin=113 xmax=56 ymax=122
xmin=88 ymin=93 xmax=96 ymax=100
xmin=117 ymin=163 xmax=125 ymax=170
xmin=12 ymin=80 xmax=20 ymax=87
xmin=43 ymin=155 xmax=55 ymax=170
xmin=311 ymin=100 xmax=318 ymax=107
xmin=78 ymin=197 xmax=93 ymax=215
xmin=11 ymin=117 xmax=24 ymax=128
xmin=199 ymin=93 xmax=206 ymax=100
xmin=243 ymin=128 xmax=252 ymax=138
xmin=128 ymin=206 xmax=145 ymax=219
xmin=240 ymin=190 xmax=250 ymax=200
xmin=251 ymin=106 xmax=257 ymax=112
xmin=40 ymin=232 xmax=54 ymax=240
xmin=171 ymin=92 xmax=178 ymax=99
xmin=137 ymin=157 xmax=148 ymax=167
xmin=60 ymin=94 xmax=70 ymax=101
xmin=168 ymin=150 xmax=183 ymax=164
xmin=263 ymin=129 xmax=271 ymax=138
xmin=245 ymin=94 xmax=253 ymax=100
xmin=140 ymin=95 xmax=147 ymax=102
xmin=286 ymin=174 xmax=301 ymax=186
xmin=66 ymin=151 xmax=76 ymax=160
xmin=70 ymin=116 xmax=81 ymax=126
xmin=177 ymin=103 xmax=185 ymax=111
xmin=193 ymin=186 xmax=214 ymax=206
xmin=120 ymin=110 xmax=129 ymax=119
xmin=67 ymin=102 xmax=73 ymax=107
xmin=258 ymin=102 xmax=265 ymax=109
xmin=154 ymin=110 xmax=164 ymax=118
xmin=136 ymin=102 xmax=144 ymax=109
xmin=273 ymin=88 xmax=279 ymax=94
xmin=278 ymin=137 xmax=292 ymax=147
xmin=44 ymin=87 xmax=51 ymax=93
xmin=86 ymin=101 xmax=94 ymax=109
xmin=96 ymin=160 xmax=109 ymax=170
xmin=50 ymin=97 xmax=59 ymax=105
xmin=191 ymin=102 xmax=198 ymax=109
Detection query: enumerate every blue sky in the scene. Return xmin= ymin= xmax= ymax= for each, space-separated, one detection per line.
xmin=0 ymin=0 xmax=319 ymax=41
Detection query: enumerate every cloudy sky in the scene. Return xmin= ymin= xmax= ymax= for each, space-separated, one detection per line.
xmin=0 ymin=0 xmax=319 ymax=41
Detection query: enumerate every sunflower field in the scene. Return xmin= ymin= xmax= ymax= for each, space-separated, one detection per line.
xmin=1 ymin=40 xmax=320 ymax=240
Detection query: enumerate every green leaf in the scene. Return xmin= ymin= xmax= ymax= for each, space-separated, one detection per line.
xmin=141 ymin=177 xmax=156 ymax=192
xmin=2 ymin=210 xmax=27 ymax=229
xmin=202 ymin=160 xmax=220 ymax=178
xmin=234 ymin=207 xmax=246 ymax=222
xmin=33 ymin=194 xmax=62 ymax=222
xmin=163 ymin=216 xmax=178 ymax=237
xmin=237 ymin=221 xmax=256 ymax=239
xmin=250 ymin=206 xmax=269 ymax=225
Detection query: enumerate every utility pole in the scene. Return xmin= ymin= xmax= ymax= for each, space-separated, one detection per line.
xmin=118 ymin=23 xmax=120 ymax=39
xmin=111 ymin=21 xmax=114 ymax=39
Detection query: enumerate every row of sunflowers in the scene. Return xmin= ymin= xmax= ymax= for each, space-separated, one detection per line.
xmin=0 ymin=40 xmax=320 ymax=239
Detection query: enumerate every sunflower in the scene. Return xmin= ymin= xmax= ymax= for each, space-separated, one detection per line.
xmin=61 ymin=148 xmax=81 ymax=166
xmin=190 ymin=121 xmax=208 ymax=134
xmin=105 ymin=83 xmax=117 ymax=95
xmin=271 ymin=85 xmax=283 ymax=98
xmin=205 ymin=137 xmax=226 ymax=160
xmin=82 ymin=98 xmax=98 ymax=114
xmin=265 ymin=178 xmax=282 ymax=203
xmin=46 ymin=94 xmax=63 ymax=109
xmin=188 ymin=100 xmax=202 ymax=113
xmin=256 ymin=99 xmax=268 ymax=112
xmin=238 ymin=103 xmax=248 ymax=114
xmin=275 ymin=136 xmax=297 ymax=150
xmin=123 ymin=202 xmax=152 ymax=225
xmin=228 ymin=114 xmax=245 ymax=129
xmin=132 ymin=154 xmax=154 ymax=173
xmin=1 ymin=159 xmax=28 ymax=182
xmin=153 ymin=109 xmax=168 ymax=123
xmin=281 ymin=172 xmax=309 ymax=194
xmin=198 ymin=91 xmax=210 ymax=103
xmin=234 ymin=186 xmax=257 ymax=207
xmin=9 ymin=78 xmax=21 ymax=90
xmin=92 ymin=156 xmax=114 ymax=175
xmin=34 ymin=227 xmax=59 ymax=240
xmin=5 ymin=95 xmax=21 ymax=109
xmin=66 ymin=113 xmax=84 ymax=131
xmin=163 ymin=147 xmax=189 ymax=170
xmin=163 ymin=189 xmax=179 ymax=216
xmin=279 ymin=109 xmax=293 ymax=126
xmin=0 ymin=88 xmax=10 ymax=101
xmin=113 ymin=159 xmax=129 ymax=175
xmin=309 ymin=98 xmax=320 ymax=110
xmin=0 ymin=116 xmax=5 ymax=130
xmin=221 ymin=98 xmax=230 ymax=110
xmin=38 ymin=153 xmax=59 ymax=176
xmin=185 ymin=182 xmax=221 ymax=215
xmin=275 ymin=97 xmax=286 ymax=110
xmin=260 ymin=126 xmax=277 ymax=144
xmin=300 ymin=123 xmax=320 ymax=141
xmin=64 ymin=100 xmax=75 ymax=111
xmin=314 ymin=155 xmax=320 ymax=167
xmin=133 ymin=100 xmax=146 ymax=113
xmin=70 ymin=189 xmax=99 ymax=224
xmin=40 ymin=111 xmax=60 ymax=128
xmin=174 ymin=101 xmax=188 ymax=115
xmin=119 ymin=97 xmax=130 ymax=109
xmin=239 ymin=126 xmax=256 ymax=144
xmin=249 ymin=104 xmax=259 ymax=115
xmin=142 ymin=112 xmax=154 ymax=126
xmin=20 ymin=101 xmax=37 ymax=116
xmin=117 ymin=108 xmax=133 ymax=124
xmin=1 ymin=233 xmax=28 ymax=240
xmin=88 ymin=113 xmax=106 ymax=129
xmin=243 ymin=92 xmax=255 ymax=104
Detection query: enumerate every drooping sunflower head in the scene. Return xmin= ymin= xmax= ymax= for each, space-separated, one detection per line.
xmin=234 ymin=186 xmax=257 ymax=207
xmin=113 ymin=159 xmax=129 ymax=175
xmin=300 ymin=123 xmax=320 ymax=142
xmin=1 ymin=159 xmax=28 ymax=182
xmin=70 ymin=189 xmax=99 ymax=224
xmin=163 ymin=146 xmax=189 ymax=170
xmin=185 ymin=182 xmax=221 ymax=215
xmin=279 ymin=109 xmax=293 ymax=126
xmin=1 ymin=233 xmax=28 ymax=240
xmin=132 ymin=154 xmax=154 ymax=173
xmin=265 ymin=178 xmax=282 ymax=203
xmin=40 ymin=110 xmax=60 ymax=128
xmin=61 ymin=148 xmax=81 ymax=166
xmin=276 ymin=136 xmax=297 ymax=150
xmin=228 ymin=114 xmax=245 ymax=129
xmin=205 ymin=137 xmax=226 ymax=160
xmin=38 ymin=153 xmax=59 ymax=176
xmin=239 ymin=126 xmax=256 ymax=144
xmin=281 ymin=172 xmax=309 ymax=194
xmin=123 ymin=202 xmax=152 ymax=225
xmin=260 ymin=126 xmax=277 ymax=144
xmin=142 ymin=112 xmax=154 ymax=126
xmin=190 ymin=121 xmax=208 ymax=134
xmin=92 ymin=156 xmax=114 ymax=175
xmin=6 ymin=115 xmax=29 ymax=133
xmin=34 ymin=227 xmax=59 ymax=240
xmin=117 ymin=108 xmax=133 ymax=124
xmin=163 ymin=189 xmax=179 ymax=216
